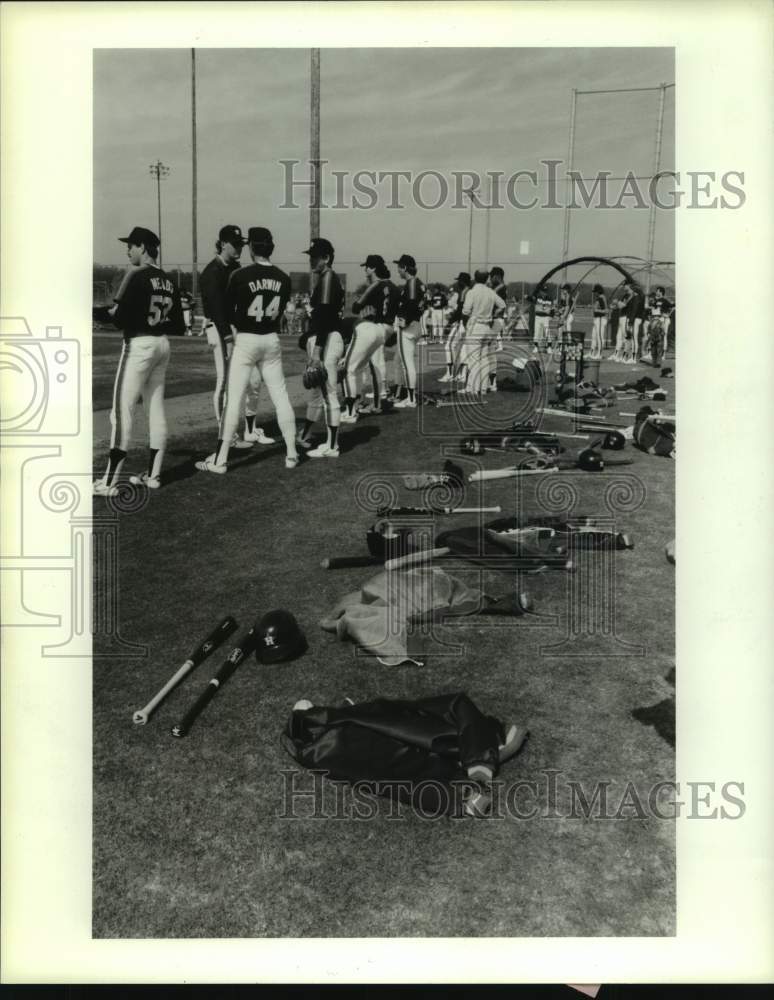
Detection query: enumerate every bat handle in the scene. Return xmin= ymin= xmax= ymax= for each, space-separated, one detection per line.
xmin=132 ymin=659 xmax=194 ymax=726
xmin=171 ymin=681 xmax=219 ymax=738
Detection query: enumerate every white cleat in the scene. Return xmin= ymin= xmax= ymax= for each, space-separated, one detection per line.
xmin=93 ymin=480 xmax=119 ymax=498
xmin=393 ymin=397 xmax=417 ymax=409
xmin=232 ymin=437 xmax=253 ymax=450
xmin=307 ymin=444 xmax=340 ymax=459
xmin=438 ymin=372 xmax=453 ymax=382
xmin=296 ymin=434 xmax=314 ymax=450
xmin=196 ymin=454 xmax=227 ymax=475
xmin=340 ymin=412 xmax=359 ymax=424
xmin=285 ymin=454 xmax=301 ymax=469
xmin=129 ymin=473 xmax=161 ymax=489
xmin=244 ymin=427 xmax=275 ymax=444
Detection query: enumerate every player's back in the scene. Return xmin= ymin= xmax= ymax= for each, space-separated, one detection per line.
xmin=114 ymin=264 xmax=185 ymax=338
xmin=228 ymin=262 xmax=291 ymax=334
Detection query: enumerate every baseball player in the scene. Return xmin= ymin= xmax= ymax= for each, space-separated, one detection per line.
xmin=589 ymin=283 xmax=608 ymax=360
xmin=488 ymin=266 xmax=508 ymax=367
xmin=428 ymin=285 xmax=449 ymax=343
xmin=461 ymin=270 xmax=506 ymax=396
xmin=200 ymin=225 xmax=275 ymax=449
xmin=196 ymin=227 xmax=298 ymax=474
xmin=645 ymin=285 xmax=673 ymax=365
xmin=295 ymin=237 xmax=346 ymax=457
xmin=531 ymin=285 xmax=554 ymax=352
xmin=439 ymin=271 xmax=472 ymax=383
xmin=392 ymin=253 xmax=426 ymax=408
xmin=340 ymin=254 xmax=399 ymax=421
xmin=610 ymin=280 xmax=634 ymax=362
xmin=558 ymin=283 xmax=577 ymax=335
xmin=94 ymin=226 xmax=184 ymax=496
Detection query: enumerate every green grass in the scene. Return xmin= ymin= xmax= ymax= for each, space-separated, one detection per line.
xmin=93 ymin=353 xmax=675 ymax=938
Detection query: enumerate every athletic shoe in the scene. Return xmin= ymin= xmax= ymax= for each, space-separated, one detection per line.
xmin=195 ymin=455 xmax=227 ymax=475
xmin=455 ymin=372 xmax=467 ymax=382
xmin=364 ymin=392 xmax=374 ymax=400
xmin=464 ymin=788 xmax=492 ymax=818
xmin=339 ymin=412 xmax=359 ymax=424
xmin=296 ymin=434 xmax=314 ymax=450
xmin=357 ymin=403 xmax=380 ymax=415
xmin=498 ymin=724 xmax=529 ymax=763
xmin=285 ymin=455 xmax=300 ymax=469
xmin=93 ymin=480 xmax=119 ymax=498
xmin=467 ymin=763 xmax=495 ymax=782
xmin=129 ymin=473 xmax=161 ymax=489
xmin=293 ymin=699 xmax=314 ymax=712
xmin=487 ymin=383 xmax=498 ymax=393
xmin=438 ymin=372 xmax=453 ymax=382
xmin=393 ymin=397 xmax=417 ymax=409
xmin=232 ymin=437 xmax=253 ymax=450
xmin=244 ymin=427 xmax=275 ymax=444
xmin=307 ymin=444 xmax=340 ymax=458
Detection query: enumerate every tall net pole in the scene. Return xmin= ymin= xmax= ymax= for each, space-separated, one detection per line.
xmin=310 ymin=49 xmax=321 ymax=246
xmin=645 ymin=83 xmax=667 ymax=295
xmin=561 ymin=88 xmax=578 ymax=282
xmin=191 ymin=49 xmax=198 ymax=300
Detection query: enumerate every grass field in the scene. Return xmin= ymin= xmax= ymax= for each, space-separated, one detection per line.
xmin=92 ymin=337 xmax=675 ymax=938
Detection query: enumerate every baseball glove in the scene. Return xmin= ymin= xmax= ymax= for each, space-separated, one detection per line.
xmin=302 ymin=360 xmax=327 ymax=390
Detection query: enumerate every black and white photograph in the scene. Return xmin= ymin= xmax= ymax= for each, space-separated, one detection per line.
xmin=90 ymin=44 xmax=679 ymax=939
xmin=1 ymin=0 xmax=772 ymax=985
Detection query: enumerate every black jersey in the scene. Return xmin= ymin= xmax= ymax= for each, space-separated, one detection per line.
xmin=397 ymin=276 xmax=426 ymax=323
xmin=352 ymin=278 xmax=398 ymax=323
xmin=650 ymin=295 xmax=673 ymax=317
xmin=307 ymin=267 xmax=345 ymax=352
xmin=200 ymin=256 xmax=240 ymax=341
xmin=593 ymin=293 xmax=608 ymax=317
xmin=226 ymin=262 xmax=291 ymax=334
xmin=492 ymin=283 xmax=507 ymax=317
xmin=112 ymin=264 xmax=185 ymax=340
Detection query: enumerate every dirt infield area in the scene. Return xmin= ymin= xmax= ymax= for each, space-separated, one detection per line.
xmin=93 ymin=337 xmax=676 ymax=938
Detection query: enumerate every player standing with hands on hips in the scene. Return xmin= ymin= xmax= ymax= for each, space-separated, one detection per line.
xmin=296 ymin=236 xmax=346 ymax=456
xmin=94 ymin=226 xmax=184 ymax=497
xmin=393 ymin=253 xmax=425 ymax=408
xmin=200 ymin=225 xmax=274 ymax=448
xmin=196 ymin=227 xmax=298 ymax=474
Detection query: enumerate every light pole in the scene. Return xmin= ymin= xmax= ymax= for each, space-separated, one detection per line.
xmin=149 ymin=160 xmax=170 ymax=267
xmin=466 ymin=189 xmax=478 ymax=274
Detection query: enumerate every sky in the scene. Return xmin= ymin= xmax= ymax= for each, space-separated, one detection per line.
xmin=93 ymin=47 xmax=675 ymax=286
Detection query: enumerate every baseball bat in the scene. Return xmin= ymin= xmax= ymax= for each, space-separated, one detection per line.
xmin=170 ymin=624 xmax=260 ymax=738
xmin=383 ymin=546 xmax=451 ymax=571
xmin=321 ymin=555 xmax=382 ymax=570
xmin=538 ymin=408 xmax=628 ymax=428
xmin=132 ymin=615 xmax=238 ymax=725
xmin=376 ymin=505 xmax=502 ymax=517
xmin=620 ymin=411 xmax=676 ymax=420
xmin=468 ymin=466 xmax=559 ymax=482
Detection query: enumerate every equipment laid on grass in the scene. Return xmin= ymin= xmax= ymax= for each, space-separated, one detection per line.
xmin=171 ymin=624 xmax=260 ymax=737
xmin=283 ymin=691 xmax=529 ymax=818
xmin=133 ymin=615 xmax=238 ymax=725
xmin=255 ymin=609 xmax=307 ymax=664
xmin=376 ymin=505 xmax=502 ymax=517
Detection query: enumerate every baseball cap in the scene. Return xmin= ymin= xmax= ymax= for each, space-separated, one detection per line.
xmin=455 ymin=271 xmax=472 ymax=284
xmin=393 ymin=254 xmax=416 ymax=269
xmin=219 ymin=224 xmax=247 ymax=246
xmin=247 ymin=226 xmax=274 ymax=245
xmin=361 ymin=254 xmax=386 ymax=269
xmin=303 ymin=237 xmax=335 ymax=258
xmin=118 ymin=226 xmax=159 ymax=249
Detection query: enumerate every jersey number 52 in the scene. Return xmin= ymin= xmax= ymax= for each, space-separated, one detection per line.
xmin=147 ymin=294 xmax=173 ymax=326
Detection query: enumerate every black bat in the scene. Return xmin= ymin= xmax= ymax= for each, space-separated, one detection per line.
xmin=171 ymin=624 xmax=260 ymax=737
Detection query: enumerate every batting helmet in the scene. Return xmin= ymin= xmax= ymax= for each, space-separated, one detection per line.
xmin=577 ymin=448 xmax=605 ymax=472
xmin=255 ymin=609 xmax=307 ymax=664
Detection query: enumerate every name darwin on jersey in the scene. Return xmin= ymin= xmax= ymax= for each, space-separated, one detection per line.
xmin=248 ymin=278 xmax=283 ymax=294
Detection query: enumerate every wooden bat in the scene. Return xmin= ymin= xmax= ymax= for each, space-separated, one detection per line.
xmin=320 ymin=555 xmax=382 ymax=570
xmin=133 ymin=615 xmax=238 ymax=725
xmin=538 ymin=408 xmax=628 ymax=428
xmin=468 ymin=467 xmax=559 ymax=482
xmin=383 ymin=546 xmax=451 ymax=571
xmin=376 ymin=505 xmax=502 ymax=517
xmin=620 ymin=411 xmax=676 ymax=420
xmin=170 ymin=624 xmax=259 ymax=738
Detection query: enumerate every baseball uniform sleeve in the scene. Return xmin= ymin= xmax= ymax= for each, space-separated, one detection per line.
xmin=201 ymin=263 xmax=233 ymax=343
